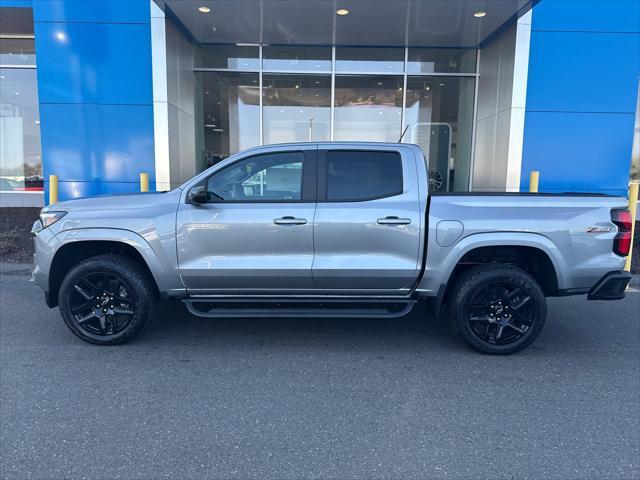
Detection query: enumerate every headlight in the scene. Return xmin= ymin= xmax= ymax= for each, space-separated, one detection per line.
xmin=39 ymin=210 xmax=67 ymax=229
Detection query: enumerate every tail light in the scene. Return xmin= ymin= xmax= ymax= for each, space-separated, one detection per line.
xmin=611 ymin=208 xmax=632 ymax=257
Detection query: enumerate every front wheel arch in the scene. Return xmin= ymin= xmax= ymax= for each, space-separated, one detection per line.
xmin=49 ymin=240 xmax=159 ymax=307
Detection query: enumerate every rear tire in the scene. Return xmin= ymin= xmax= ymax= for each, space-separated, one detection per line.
xmin=58 ymin=254 xmax=156 ymax=345
xmin=448 ymin=264 xmax=546 ymax=355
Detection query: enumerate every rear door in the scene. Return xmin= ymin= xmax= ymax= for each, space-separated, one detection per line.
xmin=312 ymin=146 xmax=422 ymax=294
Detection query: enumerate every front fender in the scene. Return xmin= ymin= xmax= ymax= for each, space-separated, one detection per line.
xmin=416 ymin=231 xmax=566 ymax=295
xmin=52 ymin=228 xmax=185 ymax=294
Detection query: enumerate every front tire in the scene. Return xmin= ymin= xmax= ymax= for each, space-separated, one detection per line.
xmin=58 ymin=254 xmax=156 ymax=345
xmin=448 ymin=264 xmax=547 ymax=355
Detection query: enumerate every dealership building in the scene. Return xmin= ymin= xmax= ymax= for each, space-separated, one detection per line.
xmin=0 ymin=0 xmax=638 ymax=206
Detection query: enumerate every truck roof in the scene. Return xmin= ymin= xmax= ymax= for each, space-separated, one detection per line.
xmin=238 ymin=141 xmax=424 ymax=151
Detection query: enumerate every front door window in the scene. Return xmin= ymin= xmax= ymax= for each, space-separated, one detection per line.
xmin=206 ymin=151 xmax=304 ymax=202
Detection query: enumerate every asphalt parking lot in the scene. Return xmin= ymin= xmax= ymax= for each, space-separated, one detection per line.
xmin=1 ymin=265 xmax=639 ymax=480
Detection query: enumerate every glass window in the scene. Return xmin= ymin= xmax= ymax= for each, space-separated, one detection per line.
xmin=333 ymin=75 xmax=403 ymax=142
xmin=407 ymin=48 xmax=476 ymax=74
xmin=198 ymin=72 xmax=260 ymax=169
xmin=206 ymin=151 xmax=304 ymax=202
xmin=326 ymin=150 xmax=403 ymax=201
xmin=0 ymin=38 xmax=35 ymax=66
xmin=335 ymin=47 xmax=404 ymax=73
xmin=262 ymin=74 xmax=331 ymax=144
xmin=404 ymin=77 xmax=475 ymax=192
xmin=263 ymin=46 xmax=331 ymax=71
xmin=0 ymin=68 xmax=42 ymax=192
xmin=195 ymin=44 xmax=259 ymax=70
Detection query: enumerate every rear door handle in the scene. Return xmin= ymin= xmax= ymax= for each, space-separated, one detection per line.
xmin=377 ymin=216 xmax=411 ymax=225
xmin=274 ymin=216 xmax=307 ymax=225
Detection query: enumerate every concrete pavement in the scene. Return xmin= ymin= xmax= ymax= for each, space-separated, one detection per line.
xmin=1 ymin=267 xmax=639 ymax=479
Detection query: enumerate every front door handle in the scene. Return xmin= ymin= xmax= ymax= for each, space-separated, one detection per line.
xmin=274 ymin=216 xmax=307 ymax=225
xmin=377 ymin=216 xmax=411 ymax=225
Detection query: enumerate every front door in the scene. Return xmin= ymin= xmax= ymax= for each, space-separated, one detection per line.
xmin=176 ymin=147 xmax=317 ymax=293
xmin=312 ymin=147 xmax=422 ymax=294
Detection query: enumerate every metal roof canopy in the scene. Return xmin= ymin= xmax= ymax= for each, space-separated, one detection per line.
xmin=160 ymin=0 xmax=534 ymax=48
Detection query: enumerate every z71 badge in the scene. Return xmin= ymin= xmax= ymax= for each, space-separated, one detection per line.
xmin=585 ymin=226 xmax=613 ymax=233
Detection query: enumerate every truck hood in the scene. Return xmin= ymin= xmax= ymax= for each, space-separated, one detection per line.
xmin=43 ymin=189 xmax=184 ymax=236
xmin=47 ymin=191 xmax=173 ymax=212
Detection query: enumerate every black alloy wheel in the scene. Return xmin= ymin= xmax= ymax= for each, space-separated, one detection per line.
xmin=448 ymin=264 xmax=547 ymax=355
xmin=58 ymin=255 xmax=156 ymax=345
xmin=70 ymin=271 xmax=137 ymax=336
xmin=466 ymin=281 xmax=534 ymax=345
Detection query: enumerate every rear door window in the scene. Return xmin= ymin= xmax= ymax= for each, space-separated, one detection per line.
xmin=325 ymin=150 xmax=403 ymax=201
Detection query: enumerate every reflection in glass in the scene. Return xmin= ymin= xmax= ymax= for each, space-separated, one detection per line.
xmin=407 ymin=48 xmax=476 ymax=74
xmin=0 ymin=68 xmax=42 ymax=191
xmin=0 ymin=38 xmax=35 ymax=66
xmin=207 ymin=152 xmax=304 ymax=201
xmin=404 ymin=76 xmax=475 ymax=192
xmin=195 ymin=44 xmax=259 ymax=70
xmin=197 ymin=72 xmax=260 ymax=169
xmin=263 ymin=46 xmax=331 ymax=71
xmin=335 ymin=47 xmax=404 ymax=73
xmin=334 ymin=76 xmax=403 ymax=142
xmin=262 ymin=74 xmax=330 ymax=144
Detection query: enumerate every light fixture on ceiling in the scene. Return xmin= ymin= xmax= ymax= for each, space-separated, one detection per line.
xmin=440 ymin=82 xmax=445 ymax=86
xmin=198 ymin=6 xmax=211 ymax=13
xmin=236 ymin=43 xmax=260 ymax=47
xmin=336 ymin=8 xmax=349 ymax=16
xmin=473 ymin=10 xmax=487 ymax=18
xmin=54 ymin=31 xmax=67 ymax=42
xmin=0 ymin=75 xmax=5 ymax=79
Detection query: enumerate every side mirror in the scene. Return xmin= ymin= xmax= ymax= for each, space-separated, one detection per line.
xmin=186 ymin=185 xmax=208 ymax=204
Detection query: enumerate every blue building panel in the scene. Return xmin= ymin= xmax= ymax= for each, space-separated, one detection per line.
xmin=526 ymin=31 xmax=640 ymax=114
xmin=39 ymin=104 xmax=155 ymax=183
xmin=32 ymin=0 xmax=150 ymax=24
xmin=31 ymin=0 xmax=156 ymax=204
xmin=34 ymin=21 xmax=153 ymax=105
xmin=521 ymin=112 xmax=636 ymax=196
xmin=531 ymin=0 xmax=640 ymax=33
xmin=522 ymin=0 xmax=640 ymax=197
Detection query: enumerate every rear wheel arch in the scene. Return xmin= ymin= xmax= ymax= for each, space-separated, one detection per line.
xmin=445 ymin=245 xmax=559 ymax=298
xmin=49 ymin=240 xmax=159 ymax=306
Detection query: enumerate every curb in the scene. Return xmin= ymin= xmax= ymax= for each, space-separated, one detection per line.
xmin=0 ymin=263 xmax=32 ymax=275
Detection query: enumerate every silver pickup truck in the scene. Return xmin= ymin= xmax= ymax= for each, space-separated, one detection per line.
xmin=31 ymin=142 xmax=633 ymax=354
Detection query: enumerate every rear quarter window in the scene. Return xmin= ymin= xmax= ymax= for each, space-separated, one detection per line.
xmin=326 ymin=150 xmax=403 ymax=201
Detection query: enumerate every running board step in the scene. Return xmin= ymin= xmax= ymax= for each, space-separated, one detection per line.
xmin=183 ymin=298 xmax=416 ymax=319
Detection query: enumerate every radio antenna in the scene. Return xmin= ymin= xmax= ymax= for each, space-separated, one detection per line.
xmin=397 ymin=125 xmax=409 ymax=143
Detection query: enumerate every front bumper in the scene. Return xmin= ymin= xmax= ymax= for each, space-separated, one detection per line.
xmin=587 ymin=271 xmax=632 ymax=300
xmin=31 ymin=222 xmax=59 ymax=307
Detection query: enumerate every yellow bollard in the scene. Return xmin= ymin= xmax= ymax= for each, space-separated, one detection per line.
xmin=140 ymin=172 xmax=149 ymax=192
xmin=624 ymin=182 xmax=639 ymax=272
xmin=529 ymin=171 xmax=539 ymax=193
xmin=49 ymin=174 xmax=58 ymax=205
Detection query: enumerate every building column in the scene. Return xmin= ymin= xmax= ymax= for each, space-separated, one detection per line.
xmin=471 ymin=11 xmax=531 ymax=192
